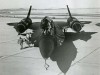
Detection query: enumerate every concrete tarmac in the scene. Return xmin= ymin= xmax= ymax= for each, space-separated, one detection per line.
xmin=0 ymin=17 xmax=100 ymax=75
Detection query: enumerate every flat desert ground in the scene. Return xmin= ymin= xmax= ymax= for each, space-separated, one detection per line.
xmin=0 ymin=8 xmax=100 ymax=75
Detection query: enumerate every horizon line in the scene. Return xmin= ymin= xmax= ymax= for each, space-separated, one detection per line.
xmin=1 ymin=7 xmax=100 ymax=10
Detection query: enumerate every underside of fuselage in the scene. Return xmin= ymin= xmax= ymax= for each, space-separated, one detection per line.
xmin=39 ymin=35 xmax=56 ymax=59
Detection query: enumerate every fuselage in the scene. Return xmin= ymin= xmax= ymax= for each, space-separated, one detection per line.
xmin=38 ymin=16 xmax=65 ymax=59
xmin=39 ymin=34 xmax=56 ymax=59
xmin=39 ymin=16 xmax=56 ymax=59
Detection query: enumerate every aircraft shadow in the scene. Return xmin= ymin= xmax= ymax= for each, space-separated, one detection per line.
xmin=64 ymin=31 xmax=97 ymax=42
xmin=50 ymin=31 xmax=97 ymax=74
xmin=96 ymin=23 xmax=100 ymax=26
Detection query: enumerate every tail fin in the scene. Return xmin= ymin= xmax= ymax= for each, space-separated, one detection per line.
xmin=66 ymin=5 xmax=72 ymax=18
xmin=27 ymin=6 xmax=32 ymax=18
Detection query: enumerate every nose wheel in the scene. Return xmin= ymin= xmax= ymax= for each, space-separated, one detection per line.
xmin=44 ymin=59 xmax=49 ymax=70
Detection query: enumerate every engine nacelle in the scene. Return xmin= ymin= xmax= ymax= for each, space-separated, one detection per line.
xmin=16 ymin=18 xmax=32 ymax=33
xmin=67 ymin=17 xmax=83 ymax=32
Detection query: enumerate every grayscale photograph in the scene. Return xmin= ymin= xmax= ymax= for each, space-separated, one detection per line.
xmin=0 ymin=0 xmax=100 ymax=75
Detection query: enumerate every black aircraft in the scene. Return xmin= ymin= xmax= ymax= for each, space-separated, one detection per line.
xmin=7 ymin=5 xmax=91 ymax=69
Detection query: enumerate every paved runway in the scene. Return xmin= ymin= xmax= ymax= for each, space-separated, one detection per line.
xmin=0 ymin=17 xmax=100 ymax=75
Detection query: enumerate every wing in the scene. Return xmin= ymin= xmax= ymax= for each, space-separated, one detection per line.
xmin=7 ymin=20 xmax=91 ymax=29
xmin=50 ymin=21 xmax=91 ymax=29
xmin=80 ymin=21 xmax=92 ymax=24
xmin=7 ymin=22 xmax=41 ymax=33
xmin=54 ymin=21 xmax=67 ymax=28
xmin=7 ymin=22 xmax=20 ymax=33
xmin=7 ymin=22 xmax=18 ymax=26
xmin=53 ymin=21 xmax=92 ymax=29
xmin=28 ymin=21 xmax=66 ymax=47
xmin=29 ymin=22 xmax=41 ymax=30
xmin=7 ymin=22 xmax=41 ymax=30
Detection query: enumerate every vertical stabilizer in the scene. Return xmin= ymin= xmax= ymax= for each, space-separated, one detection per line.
xmin=67 ymin=5 xmax=72 ymax=18
xmin=27 ymin=6 xmax=32 ymax=18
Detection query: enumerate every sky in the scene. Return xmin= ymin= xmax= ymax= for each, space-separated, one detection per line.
xmin=0 ymin=0 xmax=100 ymax=9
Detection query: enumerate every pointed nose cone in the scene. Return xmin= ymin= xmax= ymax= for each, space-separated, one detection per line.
xmin=39 ymin=36 xmax=55 ymax=59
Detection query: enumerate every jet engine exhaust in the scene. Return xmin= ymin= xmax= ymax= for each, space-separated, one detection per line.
xmin=16 ymin=24 xmax=26 ymax=33
xmin=67 ymin=17 xmax=82 ymax=32
xmin=70 ymin=21 xmax=82 ymax=32
xmin=16 ymin=18 xmax=32 ymax=34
